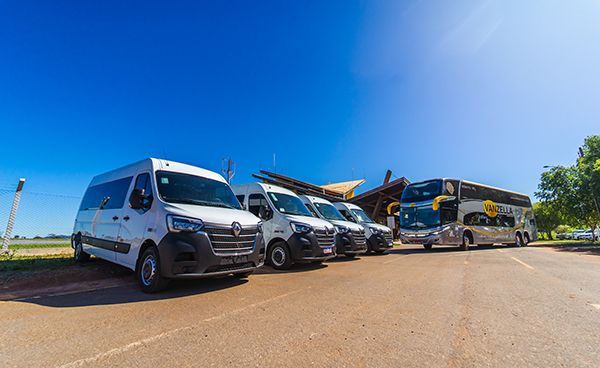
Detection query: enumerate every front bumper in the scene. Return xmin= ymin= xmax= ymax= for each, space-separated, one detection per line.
xmin=157 ymin=232 xmax=265 ymax=279
xmin=400 ymin=227 xmax=458 ymax=245
xmin=287 ymin=232 xmax=337 ymax=262
xmin=368 ymin=234 xmax=394 ymax=251
xmin=336 ymin=233 xmax=367 ymax=255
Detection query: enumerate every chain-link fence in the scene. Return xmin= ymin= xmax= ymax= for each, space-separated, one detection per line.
xmin=0 ymin=184 xmax=81 ymax=249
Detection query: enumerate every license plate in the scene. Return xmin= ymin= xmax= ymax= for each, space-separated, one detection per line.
xmin=220 ymin=255 xmax=248 ymax=265
xmin=323 ymin=247 xmax=333 ymax=255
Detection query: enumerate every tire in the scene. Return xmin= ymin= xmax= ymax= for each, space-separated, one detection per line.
xmin=374 ymin=249 xmax=386 ymax=254
xmin=514 ymin=233 xmax=524 ymax=248
xmin=423 ymin=244 xmax=433 ymax=250
xmin=523 ymin=233 xmax=530 ymax=247
xmin=137 ymin=247 xmax=169 ymax=293
xmin=73 ymin=238 xmax=90 ymax=262
xmin=364 ymin=240 xmax=373 ymax=255
xmin=233 ymin=270 xmax=253 ymax=278
xmin=461 ymin=232 xmax=472 ymax=251
xmin=268 ymin=242 xmax=293 ymax=270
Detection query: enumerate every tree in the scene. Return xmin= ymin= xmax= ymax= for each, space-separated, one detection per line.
xmin=533 ymin=202 xmax=561 ymax=240
xmin=536 ymin=135 xmax=600 ymax=241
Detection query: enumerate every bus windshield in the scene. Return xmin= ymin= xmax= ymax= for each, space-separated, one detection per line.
xmin=314 ymin=202 xmax=346 ymax=221
xmin=401 ymin=206 xmax=440 ymax=230
xmin=401 ymin=180 xmax=443 ymax=203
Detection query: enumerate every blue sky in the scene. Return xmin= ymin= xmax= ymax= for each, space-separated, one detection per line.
xmin=1 ymin=1 xmax=599 ymax=235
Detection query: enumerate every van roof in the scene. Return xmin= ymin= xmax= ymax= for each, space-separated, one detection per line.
xmin=300 ymin=194 xmax=333 ymax=205
xmin=232 ymin=182 xmax=298 ymax=197
xmin=89 ymin=158 xmax=226 ymax=186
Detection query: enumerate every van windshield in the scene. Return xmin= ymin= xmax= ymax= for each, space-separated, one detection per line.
xmin=314 ymin=202 xmax=346 ymax=221
xmin=156 ymin=171 xmax=241 ymax=210
xmin=267 ymin=192 xmax=313 ymax=216
xmin=352 ymin=209 xmax=375 ymax=223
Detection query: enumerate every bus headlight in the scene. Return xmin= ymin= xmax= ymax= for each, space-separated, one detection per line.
xmin=167 ymin=215 xmax=204 ymax=232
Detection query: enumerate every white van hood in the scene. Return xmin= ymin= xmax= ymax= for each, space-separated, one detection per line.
xmin=164 ymin=203 xmax=260 ymax=227
xmin=285 ymin=214 xmax=334 ymax=231
xmin=364 ymin=222 xmax=392 ymax=233
xmin=328 ymin=219 xmax=363 ymax=232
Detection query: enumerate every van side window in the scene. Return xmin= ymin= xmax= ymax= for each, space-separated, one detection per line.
xmin=132 ymin=173 xmax=153 ymax=210
xmin=305 ymin=203 xmax=319 ymax=217
xmin=236 ymin=195 xmax=245 ymax=205
xmin=248 ymin=193 xmax=269 ymax=217
xmin=339 ymin=209 xmax=355 ymax=222
xmin=79 ymin=177 xmax=133 ymax=210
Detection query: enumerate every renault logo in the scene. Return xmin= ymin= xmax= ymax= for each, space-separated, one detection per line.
xmin=231 ymin=222 xmax=242 ymax=237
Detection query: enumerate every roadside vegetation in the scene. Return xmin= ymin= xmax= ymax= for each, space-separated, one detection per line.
xmin=534 ymin=135 xmax=600 ymax=241
xmin=8 ymin=242 xmax=70 ymax=250
xmin=0 ymin=253 xmax=74 ymax=272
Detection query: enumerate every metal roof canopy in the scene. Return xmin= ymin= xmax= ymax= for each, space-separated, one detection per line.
xmin=252 ymin=170 xmax=344 ymax=202
xmin=349 ymin=176 xmax=410 ymax=222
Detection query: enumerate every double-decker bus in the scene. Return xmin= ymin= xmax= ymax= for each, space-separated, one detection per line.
xmin=399 ymin=179 xmax=537 ymax=250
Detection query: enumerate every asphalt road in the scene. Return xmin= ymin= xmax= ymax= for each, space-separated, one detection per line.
xmin=2 ymin=244 xmax=600 ymax=368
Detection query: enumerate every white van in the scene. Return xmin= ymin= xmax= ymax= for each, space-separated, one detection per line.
xmin=72 ymin=158 xmax=265 ymax=292
xmin=299 ymin=195 xmax=367 ymax=258
xmin=333 ymin=202 xmax=394 ymax=254
xmin=232 ymin=183 xmax=337 ymax=269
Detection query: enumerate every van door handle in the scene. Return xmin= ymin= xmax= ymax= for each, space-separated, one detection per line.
xmin=112 ymin=216 xmax=119 ymax=221
xmin=123 ymin=216 xmax=130 ymax=221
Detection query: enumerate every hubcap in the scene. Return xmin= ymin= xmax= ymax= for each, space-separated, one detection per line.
xmin=463 ymin=235 xmax=470 ymax=245
xmin=141 ymin=255 xmax=157 ymax=286
xmin=75 ymin=242 xmax=82 ymax=257
xmin=516 ymin=236 xmax=522 ymax=247
xmin=272 ymin=247 xmax=286 ymax=267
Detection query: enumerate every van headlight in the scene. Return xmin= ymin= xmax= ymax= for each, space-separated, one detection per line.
xmin=167 ymin=215 xmax=204 ymax=232
xmin=257 ymin=221 xmax=263 ymax=234
xmin=335 ymin=225 xmax=349 ymax=234
xmin=290 ymin=222 xmax=312 ymax=234
xmin=369 ymin=227 xmax=381 ymax=235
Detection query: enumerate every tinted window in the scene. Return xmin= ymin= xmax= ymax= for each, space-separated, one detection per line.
xmin=267 ymin=192 xmax=313 ymax=216
xmin=460 ymin=183 xmax=531 ymax=207
xmin=339 ymin=209 xmax=355 ymax=222
xmin=402 ymin=180 xmax=443 ymax=203
xmin=236 ymin=195 xmax=245 ymax=205
xmin=79 ymin=177 xmax=133 ymax=210
xmin=464 ymin=212 xmax=515 ymax=227
xmin=248 ymin=193 xmax=269 ymax=217
xmin=132 ymin=173 xmax=153 ymax=210
xmin=314 ymin=202 xmax=346 ymax=221
xmin=156 ymin=171 xmax=241 ymax=210
xmin=305 ymin=203 xmax=319 ymax=217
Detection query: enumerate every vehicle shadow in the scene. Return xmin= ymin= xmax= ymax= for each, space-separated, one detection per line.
xmin=530 ymin=241 xmax=600 ymax=256
xmin=326 ymin=256 xmax=362 ymax=263
xmin=389 ymin=244 xmax=509 ymax=255
xmin=254 ymin=262 xmax=327 ymax=274
xmin=17 ymin=276 xmax=249 ymax=308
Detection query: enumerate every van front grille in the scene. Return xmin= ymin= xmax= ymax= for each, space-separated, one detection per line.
xmin=384 ymin=232 xmax=394 ymax=244
xmin=314 ymin=228 xmax=335 ymax=248
xmin=204 ymin=225 xmax=257 ymax=255
xmin=351 ymin=229 xmax=366 ymax=245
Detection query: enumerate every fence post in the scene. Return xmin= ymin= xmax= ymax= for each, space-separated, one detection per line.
xmin=2 ymin=178 xmax=26 ymax=252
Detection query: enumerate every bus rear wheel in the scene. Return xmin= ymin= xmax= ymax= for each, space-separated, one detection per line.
xmin=514 ymin=233 xmax=524 ymax=248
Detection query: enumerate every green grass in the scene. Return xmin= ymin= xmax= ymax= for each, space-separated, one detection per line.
xmin=7 ymin=242 xmax=71 ymax=250
xmin=0 ymin=253 xmax=74 ymax=271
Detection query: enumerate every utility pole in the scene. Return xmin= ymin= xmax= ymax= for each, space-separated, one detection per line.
xmin=221 ymin=158 xmax=236 ymax=183
xmin=2 ymin=178 xmax=25 ymax=252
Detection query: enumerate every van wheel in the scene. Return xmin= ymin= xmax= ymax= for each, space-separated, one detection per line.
xmin=269 ymin=242 xmax=293 ymax=270
xmin=137 ymin=247 xmax=169 ymax=293
xmin=461 ymin=233 xmax=472 ymax=251
xmin=74 ymin=239 xmax=90 ymax=262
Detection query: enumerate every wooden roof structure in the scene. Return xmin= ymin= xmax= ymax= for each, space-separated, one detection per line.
xmin=349 ymin=176 xmax=410 ymax=222
xmin=319 ymin=179 xmax=365 ymax=199
xmin=252 ymin=170 xmax=344 ymax=202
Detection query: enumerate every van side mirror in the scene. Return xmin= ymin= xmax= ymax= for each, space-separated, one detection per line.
xmin=258 ymin=205 xmax=272 ymax=220
xmin=130 ymin=188 xmax=151 ymax=210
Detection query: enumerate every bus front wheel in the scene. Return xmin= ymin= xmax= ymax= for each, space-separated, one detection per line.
xmin=423 ymin=244 xmax=432 ymax=250
xmin=461 ymin=233 xmax=472 ymax=251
